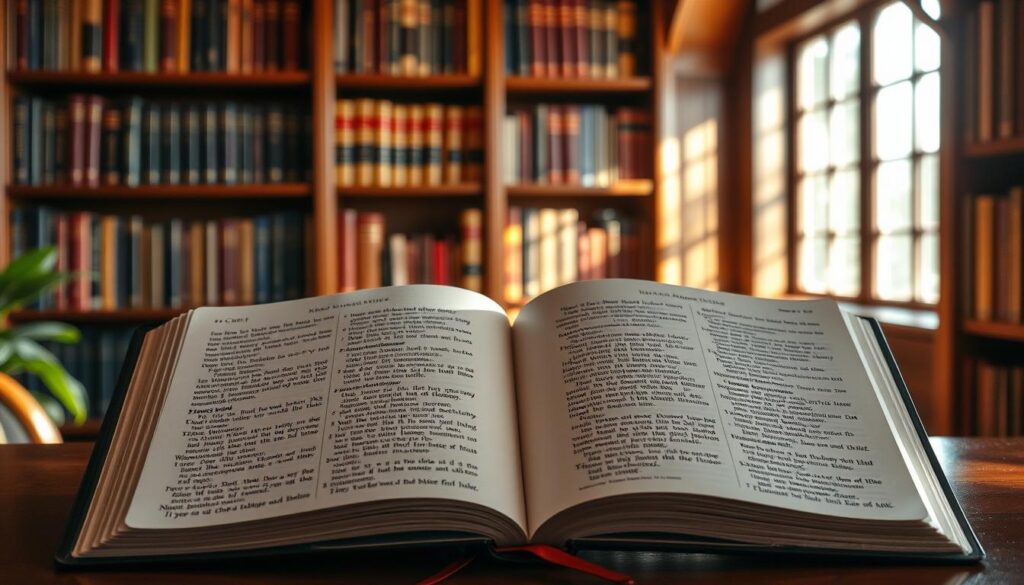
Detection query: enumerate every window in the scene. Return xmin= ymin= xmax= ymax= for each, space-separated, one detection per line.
xmin=792 ymin=0 xmax=941 ymax=305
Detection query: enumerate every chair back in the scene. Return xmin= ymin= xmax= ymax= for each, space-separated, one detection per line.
xmin=0 ymin=372 xmax=62 ymax=444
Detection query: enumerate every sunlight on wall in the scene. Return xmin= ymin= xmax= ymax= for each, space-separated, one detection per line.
xmin=753 ymin=51 xmax=788 ymax=297
xmin=658 ymin=77 xmax=721 ymax=290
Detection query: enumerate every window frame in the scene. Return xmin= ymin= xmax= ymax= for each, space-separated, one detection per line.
xmin=785 ymin=0 xmax=940 ymax=310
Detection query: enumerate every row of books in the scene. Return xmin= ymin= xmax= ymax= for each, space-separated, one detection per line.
xmin=502 ymin=104 xmax=650 ymax=185
xmin=963 ymin=359 xmax=1024 ymax=437
xmin=337 ymin=208 xmax=483 ymax=291
xmin=503 ymin=0 xmax=639 ymax=78
xmin=13 ymin=95 xmax=310 ymax=187
xmin=10 ymin=207 xmax=308 ymax=312
xmin=335 ymin=100 xmax=483 ymax=187
xmin=968 ymin=190 xmax=1024 ymax=323
xmin=968 ymin=0 xmax=1024 ymax=144
xmin=334 ymin=0 xmax=480 ymax=75
xmin=503 ymin=206 xmax=640 ymax=303
xmin=18 ymin=328 xmax=135 ymax=420
xmin=9 ymin=0 xmax=306 ymax=73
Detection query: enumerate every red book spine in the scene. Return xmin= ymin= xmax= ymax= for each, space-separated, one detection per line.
xmin=454 ymin=0 xmax=467 ymax=74
xmin=103 ymin=0 xmax=120 ymax=71
xmin=558 ymin=0 xmax=575 ymax=77
xmin=15 ymin=0 xmax=28 ymax=70
xmin=69 ymin=95 xmax=87 ymax=187
xmin=281 ymin=0 xmax=300 ymax=70
xmin=160 ymin=0 xmax=178 ymax=72
xmin=265 ymin=0 xmax=280 ymax=71
xmin=221 ymin=219 xmax=239 ymax=305
xmin=433 ymin=239 xmax=449 ymax=285
xmin=69 ymin=213 xmax=91 ymax=311
xmin=574 ymin=0 xmax=588 ymax=77
xmin=54 ymin=214 xmax=68 ymax=309
xmin=548 ymin=106 xmax=563 ymax=183
xmin=544 ymin=0 xmax=558 ymax=76
xmin=85 ymin=96 xmax=104 ymax=188
xmin=338 ymin=209 xmax=357 ymax=292
xmin=564 ymin=105 xmax=579 ymax=184
xmin=528 ymin=0 xmax=544 ymax=76
xmin=253 ymin=0 xmax=266 ymax=72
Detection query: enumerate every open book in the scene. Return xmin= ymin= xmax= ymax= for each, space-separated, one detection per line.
xmin=58 ymin=280 xmax=983 ymax=565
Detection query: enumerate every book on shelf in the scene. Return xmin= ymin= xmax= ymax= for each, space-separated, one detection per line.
xmin=968 ymin=0 xmax=1024 ymax=144
xmin=58 ymin=280 xmax=983 ymax=564
xmin=505 ymin=206 xmax=639 ymax=303
xmin=335 ymin=99 xmax=482 ymax=187
xmin=12 ymin=95 xmax=310 ymax=187
xmin=962 ymin=358 xmax=1024 ymax=437
xmin=503 ymin=104 xmax=650 ymax=186
xmin=967 ymin=190 xmax=1024 ymax=323
xmin=505 ymin=0 xmax=637 ymax=78
xmin=10 ymin=207 xmax=308 ymax=311
xmin=333 ymin=0 xmax=479 ymax=75
xmin=337 ymin=208 xmax=483 ymax=291
xmin=9 ymin=0 xmax=307 ymax=73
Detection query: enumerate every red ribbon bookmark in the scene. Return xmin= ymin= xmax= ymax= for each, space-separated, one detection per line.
xmin=416 ymin=544 xmax=635 ymax=585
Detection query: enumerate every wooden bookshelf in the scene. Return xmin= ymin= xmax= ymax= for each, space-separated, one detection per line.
xmin=963 ymin=321 xmax=1024 ymax=343
xmin=963 ymin=137 xmax=1024 ymax=158
xmin=0 ymin=0 xmax=667 ymax=435
xmin=8 ymin=184 xmax=312 ymax=199
xmin=6 ymin=71 xmax=312 ymax=88
xmin=339 ymin=184 xmax=483 ymax=198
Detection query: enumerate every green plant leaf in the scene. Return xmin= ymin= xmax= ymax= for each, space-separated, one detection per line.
xmin=11 ymin=338 xmax=58 ymax=362
xmin=6 ymin=321 xmax=81 ymax=343
xmin=0 ymin=340 xmax=12 ymax=369
xmin=21 ymin=358 xmax=88 ymax=424
xmin=0 ymin=272 xmax=70 ymax=313
xmin=0 ymin=247 xmax=57 ymax=296
xmin=30 ymin=392 xmax=66 ymax=427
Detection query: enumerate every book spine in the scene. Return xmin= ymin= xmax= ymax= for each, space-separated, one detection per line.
xmin=998 ymin=0 xmax=1015 ymax=138
xmin=460 ymin=208 xmax=483 ymax=291
xmin=160 ymin=0 xmax=178 ymax=72
xmin=226 ymin=0 xmax=241 ymax=72
xmin=357 ymin=212 xmax=385 ymax=288
xmin=81 ymin=0 xmax=103 ymax=72
xmin=142 ymin=0 xmax=159 ymax=72
xmin=264 ymin=0 xmax=280 ymax=70
xmin=522 ymin=208 xmax=540 ymax=297
xmin=144 ymin=101 xmax=161 ymax=184
xmin=504 ymin=206 xmax=523 ymax=303
xmin=166 ymin=219 xmax=183 ymax=308
xmin=564 ymin=105 xmax=580 ymax=184
xmin=408 ymin=104 xmax=424 ymax=185
xmin=150 ymin=222 xmax=166 ymax=308
xmin=464 ymin=105 xmax=483 ymax=182
xmin=103 ymin=0 xmax=119 ymax=71
xmin=559 ymin=0 xmax=575 ymax=77
xmin=978 ymin=1 xmax=995 ymax=142
xmin=574 ymin=0 xmax=588 ymax=77
xmin=336 ymin=99 xmax=356 ymax=186
xmin=466 ymin=0 xmax=480 ymax=75
xmin=266 ymin=104 xmax=284 ymax=182
xmin=425 ymin=103 xmax=444 ymax=185
xmin=85 ymin=95 xmax=104 ymax=187
xmin=388 ymin=233 xmax=408 ymax=286
xmin=238 ymin=218 xmax=255 ymax=304
xmin=68 ymin=212 xmax=90 ymax=310
xmin=101 ymin=103 xmax=122 ymax=185
xmin=616 ymin=0 xmax=634 ymax=76
xmin=334 ymin=0 xmax=349 ymax=72
xmin=443 ymin=105 xmax=464 ymax=184
xmin=557 ymin=208 xmax=578 ymax=285
xmin=355 ymin=98 xmax=374 ymax=185
xmin=604 ymin=0 xmax=617 ymax=77
xmin=543 ymin=0 xmax=558 ymax=76
xmin=122 ymin=98 xmax=144 ymax=187
xmin=375 ymin=100 xmax=394 ymax=186
xmin=504 ymin=0 xmax=516 ymax=74
xmin=576 ymin=219 xmax=590 ymax=279
xmin=399 ymin=0 xmax=418 ymax=74
xmin=13 ymin=97 xmax=29 ymax=185
xmin=223 ymin=103 xmax=239 ymax=184
xmin=89 ymin=214 xmax=102 ymax=308
xmin=338 ymin=208 xmax=358 ymax=291
xmin=68 ymin=95 xmax=85 ymax=186
xmin=529 ymin=0 xmax=544 ymax=76
xmin=166 ymin=104 xmax=182 ymax=184
xmin=392 ymin=104 xmax=409 ymax=186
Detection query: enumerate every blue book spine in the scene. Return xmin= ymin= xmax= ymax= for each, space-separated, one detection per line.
xmin=27 ymin=0 xmax=41 ymax=70
xmin=254 ymin=216 xmax=272 ymax=304
xmin=271 ymin=214 xmax=287 ymax=302
xmin=581 ymin=107 xmax=595 ymax=186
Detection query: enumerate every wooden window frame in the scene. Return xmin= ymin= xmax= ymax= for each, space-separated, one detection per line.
xmin=785 ymin=0 xmax=940 ymax=310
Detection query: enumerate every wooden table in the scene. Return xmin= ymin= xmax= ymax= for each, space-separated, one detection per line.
xmin=1 ymin=438 xmax=1021 ymax=584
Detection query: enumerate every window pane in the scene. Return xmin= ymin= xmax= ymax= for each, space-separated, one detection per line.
xmin=874 ymin=2 xmax=913 ymax=85
xmin=875 ymin=81 xmax=913 ymax=160
xmin=915 ymin=72 xmax=941 ymax=152
xmin=915 ymin=20 xmax=941 ymax=72
xmin=875 ymin=234 xmax=913 ymax=301
xmin=875 ymin=159 xmax=913 ymax=233
xmin=830 ymin=169 xmax=860 ymax=235
xmin=830 ymin=23 xmax=861 ymax=100
xmin=921 ymin=0 xmax=941 ymax=20
xmin=799 ymin=236 xmax=829 ymax=293
xmin=798 ymin=110 xmax=829 ymax=172
xmin=798 ymin=175 xmax=829 ymax=235
xmin=830 ymin=100 xmax=860 ymax=167
xmin=798 ymin=36 xmax=829 ymax=110
xmin=829 ymin=237 xmax=861 ymax=296
xmin=917 ymin=232 xmax=939 ymax=303
xmin=918 ymin=154 xmax=939 ymax=230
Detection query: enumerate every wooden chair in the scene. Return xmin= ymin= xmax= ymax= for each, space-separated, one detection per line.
xmin=0 ymin=372 xmax=62 ymax=444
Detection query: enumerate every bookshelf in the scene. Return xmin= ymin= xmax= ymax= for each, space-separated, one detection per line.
xmin=937 ymin=0 xmax=1024 ymax=436
xmin=0 ymin=0 xmax=667 ymax=432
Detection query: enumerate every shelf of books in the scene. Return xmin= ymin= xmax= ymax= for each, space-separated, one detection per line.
xmin=1 ymin=0 xmax=663 ymax=435
xmin=952 ymin=0 xmax=1024 ymax=436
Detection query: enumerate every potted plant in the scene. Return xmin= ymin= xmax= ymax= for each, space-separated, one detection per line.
xmin=0 ymin=247 xmax=87 ymax=426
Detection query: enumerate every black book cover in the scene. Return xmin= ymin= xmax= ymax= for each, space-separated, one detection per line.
xmin=185 ymin=104 xmax=202 ymax=184
xmin=121 ymin=0 xmax=145 ymax=71
xmin=143 ymin=102 xmax=162 ymax=185
xmin=13 ymin=96 xmax=30 ymax=185
xmin=221 ymin=103 xmax=238 ymax=184
xmin=266 ymin=104 xmax=284 ymax=183
xmin=122 ymin=98 xmax=144 ymax=187
xmin=191 ymin=0 xmax=209 ymax=71
xmin=164 ymin=104 xmax=182 ymax=185
xmin=206 ymin=0 xmax=224 ymax=70
xmin=101 ymin=103 xmax=122 ymax=185
xmin=202 ymin=102 xmax=219 ymax=184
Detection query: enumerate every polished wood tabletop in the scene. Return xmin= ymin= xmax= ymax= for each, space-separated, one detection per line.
xmin=1 ymin=438 xmax=1021 ymax=584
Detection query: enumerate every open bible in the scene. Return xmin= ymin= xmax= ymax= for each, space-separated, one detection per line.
xmin=58 ymin=280 xmax=983 ymax=565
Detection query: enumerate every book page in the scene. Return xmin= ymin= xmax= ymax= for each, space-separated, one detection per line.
xmin=513 ymin=280 xmax=928 ymax=536
xmin=126 ymin=286 xmax=525 ymax=532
